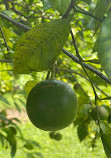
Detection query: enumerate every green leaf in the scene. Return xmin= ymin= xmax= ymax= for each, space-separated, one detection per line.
xmin=14 ymin=101 xmax=21 ymax=112
xmin=97 ymin=14 xmax=111 ymax=82
xmin=88 ymin=0 xmax=111 ymax=33
xmin=9 ymin=127 xmax=17 ymax=135
xmin=42 ymin=0 xmax=71 ymax=14
xmin=100 ymin=121 xmax=111 ymax=158
xmin=77 ymin=125 xmax=88 ymax=142
xmin=5 ymin=131 xmax=17 ymax=158
xmin=24 ymin=142 xmax=34 ymax=150
xmin=14 ymin=16 xmax=72 ymax=74
xmin=94 ymin=0 xmax=111 ymax=33
xmin=25 ymin=80 xmax=37 ymax=95
xmin=0 ymin=95 xmax=10 ymax=105
xmin=29 ymin=140 xmax=41 ymax=148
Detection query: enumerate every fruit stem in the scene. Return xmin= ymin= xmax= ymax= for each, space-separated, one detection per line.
xmin=46 ymin=70 xmax=51 ymax=80
xmin=51 ymin=63 xmax=55 ymax=79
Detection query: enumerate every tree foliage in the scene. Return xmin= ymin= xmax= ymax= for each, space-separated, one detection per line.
xmin=0 ymin=0 xmax=111 ymax=157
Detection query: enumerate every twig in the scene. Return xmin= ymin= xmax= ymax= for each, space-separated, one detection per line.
xmin=69 ymin=3 xmax=100 ymax=124
xmin=69 ymin=71 xmax=92 ymax=104
xmin=58 ymin=68 xmax=109 ymax=97
xmin=62 ymin=0 xmax=74 ymax=18
xmin=75 ymin=7 xmax=103 ymax=21
xmin=0 ymin=59 xmax=13 ymax=63
xmin=0 ymin=13 xmax=30 ymax=31
xmin=0 ymin=25 xmax=10 ymax=51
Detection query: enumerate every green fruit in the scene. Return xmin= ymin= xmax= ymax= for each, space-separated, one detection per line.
xmin=14 ymin=16 xmax=72 ymax=74
xmin=97 ymin=14 xmax=111 ymax=81
xmin=49 ymin=132 xmax=55 ymax=139
xmin=54 ymin=133 xmax=62 ymax=141
xmin=91 ymin=105 xmax=109 ymax=121
xmin=78 ymin=104 xmax=92 ymax=118
xmin=74 ymin=83 xmax=80 ymax=91
xmin=26 ymin=79 xmax=78 ymax=131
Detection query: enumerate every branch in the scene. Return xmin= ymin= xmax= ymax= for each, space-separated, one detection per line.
xmin=0 ymin=25 xmax=10 ymax=51
xmin=58 ymin=68 xmax=109 ymax=97
xmin=0 ymin=13 xmax=30 ymax=31
xmin=75 ymin=6 xmax=103 ymax=21
xmin=0 ymin=59 xmax=13 ymax=63
xmin=62 ymin=0 xmax=74 ymax=18
xmin=0 ymin=12 xmax=110 ymax=85
xmin=62 ymin=48 xmax=111 ymax=84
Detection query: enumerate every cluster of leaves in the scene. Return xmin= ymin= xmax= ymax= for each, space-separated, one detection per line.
xmin=1 ymin=0 xmax=111 ymax=157
xmin=0 ymin=110 xmax=42 ymax=158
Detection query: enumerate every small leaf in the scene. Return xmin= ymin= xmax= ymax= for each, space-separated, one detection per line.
xmin=9 ymin=127 xmax=17 ymax=135
xmin=77 ymin=125 xmax=88 ymax=141
xmin=30 ymin=140 xmax=41 ymax=148
xmin=100 ymin=121 xmax=111 ymax=158
xmin=97 ymin=14 xmax=111 ymax=82
xmin=14 ymin=16 xmax=72 ymax=74
xmin=0 ymin=96 xmax=10 ymax=105
xmin=42 ymin=0 xmax=71 ymax=14
xmin=24 ymin=142 xmax=34 ymax=150
xmin=25 ymin=80 xmax=37 ymax=95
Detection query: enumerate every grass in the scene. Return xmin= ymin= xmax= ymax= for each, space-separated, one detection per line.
xmin=0 ymin=119 xmax=106 ymax=158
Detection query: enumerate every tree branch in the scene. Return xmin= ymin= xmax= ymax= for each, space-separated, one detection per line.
xmin=0 ymin=59 xmax=13 ymax=63
xmin=0 ymin=13 xmax=30 ymax=31
xmin=62 ymin=48 xmax=111 ymax=84
xmin=75 ymin=6 xmax=103 ymax=21
xmin=0 ymin=25 xmax=10 ymax=51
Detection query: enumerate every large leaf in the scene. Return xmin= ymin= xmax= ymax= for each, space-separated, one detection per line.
xmin=14 ymin=16 xmax=72 ymax=74
xmin=100 ymin=121 xmax=111 ymax=158
xmin=42 ymin=0 xmax=71 ymax=14
xmin=97 ymin=14 xmax=111 ymax=82
xmin=88 ymin=0 xmax=111 ymax=33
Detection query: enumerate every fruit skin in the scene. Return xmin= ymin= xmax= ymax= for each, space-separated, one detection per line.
xmin=26 ymin=79 xmax=78 ymax=131
xmin=54 ymin=133 xmax=62 ymax=141
xmin=91 ymin=105 xmax=109 ymax=121
xmin=49 ymin=132 xmax=62 ymax=141
xmin=49 ymin=132 xmax=55 ymax=139
xmin=14 ymin=17 xmax=71 ymax=74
